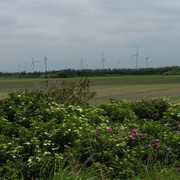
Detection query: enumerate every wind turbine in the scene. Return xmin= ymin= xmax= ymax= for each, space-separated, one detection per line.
xmin=80 ymin=58 xmax=83 ymax=70
xmin=119 ymin=58 xmax=123 ymax=69
xmin=24 ymin=63 xmax=27 ymax=72
xmin=31 ymin=56 xmax=39 ymax=73
xmin=131 ymin=45 xmax=139 ymax=69
xmin=66 ymin=62 xmax=68 ymax=69
xmin=100 ymin=52 xmax=105 ymax=69
xmin=44 ymin=55 xmax=48 ymax=72
xmin=146 ymin=56 xmax=149 ymax=68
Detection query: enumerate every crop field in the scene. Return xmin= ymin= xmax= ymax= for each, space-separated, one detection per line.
xmin=1 ymin=75 xmax=180 ymax=105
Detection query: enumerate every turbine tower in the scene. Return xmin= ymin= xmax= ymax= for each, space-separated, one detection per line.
xmin=31 ymin=56 xmax=39 ymax=73
xmin=101 ymin=52 xmax=105 ymax=69
xmin=131 ymin=45 xmax=139 ymax=69
xmin=80 ymin=58 xmax=83 ymax=70
xmin=24 ymin=63 xmax=27 ymax=72
xmin=44 ymin=55 xmax=48 ymax=72
xmin=146 ymin=56 xmax=149 ymax=68
xmin=119 ymin=58 xmax=123 ymax=69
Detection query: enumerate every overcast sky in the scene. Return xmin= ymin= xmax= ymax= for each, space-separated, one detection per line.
xmin=1 ymin=0 xmax=180 ymax=72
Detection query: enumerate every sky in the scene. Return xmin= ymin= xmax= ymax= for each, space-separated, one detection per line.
xmin=1 ymin=0 xmax=180 ymax=72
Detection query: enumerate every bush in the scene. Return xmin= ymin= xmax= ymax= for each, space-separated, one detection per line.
xmin=17 ymin=77 xmax=96 ymax=107
xmin=0 ymin=92 xmax=179 ymax=179
xmin=131 ymin=98 xmax=170 ymax=121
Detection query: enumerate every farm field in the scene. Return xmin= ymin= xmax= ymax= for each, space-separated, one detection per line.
xmin=0 ymin=75 xmax=180 ymax=105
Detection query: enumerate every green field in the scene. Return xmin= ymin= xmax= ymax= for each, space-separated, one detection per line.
xmin=1 ymin=75 xmax=180 ymax=105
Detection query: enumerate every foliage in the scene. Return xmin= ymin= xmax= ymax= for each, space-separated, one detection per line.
xmin=18 ymin=77 xmax=96 ymax=107
xmin=0 ymin=66 xmax=177 ymax=78
xmin=131 ymin=98 xmax=171 ymax=121
xmin=0 ymin=93 xmax=179 ymax=179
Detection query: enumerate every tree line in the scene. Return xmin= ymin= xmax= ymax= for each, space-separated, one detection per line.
xmin=0 ymin=66 xmax=178 ymax=78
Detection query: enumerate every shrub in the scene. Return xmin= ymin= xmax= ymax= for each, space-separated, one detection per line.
xmin=0 ymin=92 xmax=179 ymax=179
xmin=18 ymin=77 xmax=96 ymax=107
xmin=131 ymin=98 xmax=170 ymax=121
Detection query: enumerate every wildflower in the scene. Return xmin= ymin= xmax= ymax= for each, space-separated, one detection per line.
xmin=136 ymin=132 xmax=138 ymax=135
xmin=134 ymin=129 xmax=137 ymax=132
xmin=70 ymin=153 xmax=73 ymax=157
xmin=167 ymin=148 xmax=170 ymax=151
xmin=148 ymin=144 xmax=151 ymax=147
xmin=132 ymin=133 xmax=135 ymax=136
xmin=156 ymin=139 xmax=159 ymax=142
xmin=132 ymin=170 xmax=135 ymax=174
xmin=114 ymin=128 xmax=117 ymax=130
xmin=96 ymin=130 xmax=98 ymax=132
xmin=73 ymin=159 xmax=76 ymax=164
xmin=134 ymin=159 xmax=137 ymax=162
xmin=12 ymin=168 xmax=15 ymax=172
xmin=178 ymin=125 xmax=180 ymax=127
xmin=109 ymin=127 xmax=112 ymax=130
xmin=145 ymin=133 xmax=149 ymax=136
xmin=131 ymin=136 xmax=136 ymax=140
xmin=156 ymin=144 xmax=160 ymax=149
xmin=139 ymin=133 xmax=143 ymax=136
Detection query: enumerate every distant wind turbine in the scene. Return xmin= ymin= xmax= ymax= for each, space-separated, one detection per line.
xmin=131 ymin=45 xmax=139 ymax=69
xmin=31 ymin=56 xmax=39 ymax=73
xmin=44 ymin=55 xmax=48 ymax=72
xmin=146 ymin=56 xmax=149 ymax=68
xmin=24 ymin=63 xmax=27 ymax=72
xmin=100 ymin=52 xmax=105 ymax=69
xmin=80 ymin=58 xmax=83 ymax=70
xmin=119 ymin=58 xmax=123 ymax=69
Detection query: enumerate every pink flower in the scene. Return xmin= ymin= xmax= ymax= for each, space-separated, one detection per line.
xmin=136 ymin=132 xmax=138 ymax=135
xmin=178 ymin=125 xmax=180 ymax=127
xmin=132 ymin=133 xmax=135 ymax=136
xmin=156 ymin=139 xmax=159 ymax=142
xmin=12 ymin=168 xmax=15 ymax=172
xmin=73 ymin=159 xmax=76 ymax=164
xmin=134 ymin=129 xmax=137 ymax=132
xmin=132 ymin=170 xmax=135 ymax=174
xmin=148 ymin=144 xmax=151 ymax=147
xmin=145 ymin=133 xmax=149 ymax=136
xmin=131 ymin=136 xmax=136 ymax=140
xmin=156 ymin=144 xmax=160 ymax=149
xmin=167 ymin=148 xmax=170 ymax=151
xmin=96 ymin=130 xmax=98 ymax=132
xmin=139 ymin=133 xmax=143 ymax=136
xmin=114 ymin=128 xmax=117 ymax=130
xmin=70 ymin=153 xmax=73 ymax=157
xmin=109 ymin=127 xmax=112 ymax=130
xmin=134 ymin=159 xmax=137 ymax=162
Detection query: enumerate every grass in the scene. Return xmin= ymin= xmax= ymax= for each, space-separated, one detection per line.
xmin=1 ymin=75 xmax=180 ymax=105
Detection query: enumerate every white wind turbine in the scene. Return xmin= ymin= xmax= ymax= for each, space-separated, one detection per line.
xmin=131 ymin=45 xmax=139 ymax=69
xmin=100 ymin=52 xmax=105 ymax=69
xmin=31 ymin=56 xmax=39 ymax=73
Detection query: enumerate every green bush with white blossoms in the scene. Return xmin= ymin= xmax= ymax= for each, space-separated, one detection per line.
xmin=0 ymin=89 xmax=179 ymax=179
